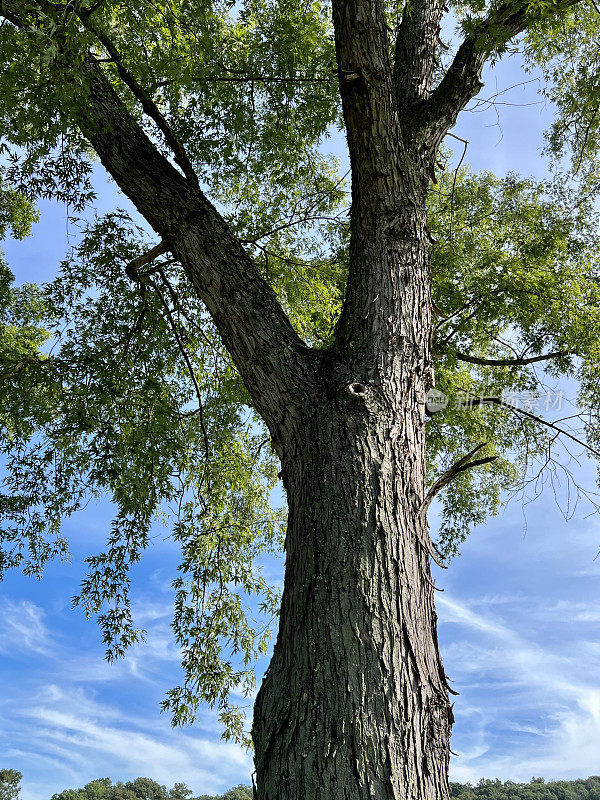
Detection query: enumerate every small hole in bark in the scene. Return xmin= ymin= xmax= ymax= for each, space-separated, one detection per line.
xmin=348 ymin=382 xmax=367 ymax=396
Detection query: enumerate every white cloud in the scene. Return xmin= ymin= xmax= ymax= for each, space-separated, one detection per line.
xmin=542 ymin=599 xmax=600 ymax=624
xmin=20 ymin=685 xmax=252 ymax=797
xmin=441 ymin=593 xmax=600 ymax=783
xmin=0 ymin=588 xmax=253 ymax=799
xmin=0 ymin=600 xmax=53 ymax=656
xmin=132 ymin=599 xmax=173 ymax=626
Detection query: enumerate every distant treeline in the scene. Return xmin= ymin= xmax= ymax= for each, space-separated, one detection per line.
xmin=49 ymin=777 xmax=600 ymax=800
xmin=48 ymin=778 xmax=252 ymax=800
xmin=5 ymin=770 xmax=600 ymax=800
xmin=450 ymin=777 xmax=600 ymax=800
xmin=0 ymin=773 xmax=253 ymax=800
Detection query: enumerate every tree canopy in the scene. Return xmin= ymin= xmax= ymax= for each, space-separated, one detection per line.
xmin=13 ymin=772 xmax=600 ymax=800
xmin=450 ymin=776 xmax=600 ymax=800
xmin=2 ymin=0 xmax=600 ymax=746
xmin=0 ymin=770 xmax=22 ymax=800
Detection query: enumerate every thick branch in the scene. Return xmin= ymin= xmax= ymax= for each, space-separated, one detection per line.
xmin=77 ymin=12 xmax=199 ymax=187
xmin=331 ymin=0 xmax=401 ymax=210
xmin=423 ymin=442 xmax=498 ymax=510
xmin=125 ymin=241 xmax=170 ymax=280
xmin=76 ymin=58 xmax=314 ymax=441
xmin=416 ymin=0 xmax=581 ymax=147
xmin=393 ymin=0 xmax=445 ymax=108
xmin=453 ymin=349 xmax=571 ymax=367
xmin=330 ymin=0 xmax=434 ymax=362
xmin=0 ymin=0 xmax=315 ymax=442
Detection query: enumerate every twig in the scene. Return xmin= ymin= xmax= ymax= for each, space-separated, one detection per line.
xmin=79 ymin=16 xmax=199 ymax=186
xmin=148 ymin=278 xmax=212 ymax=469
xmin=446 ymin=132 xmax=468 ymax=240
xmin=239 ymin=215 xmax=349 ymax=245
xmin=459 ymin=392 xmax=600 ymax=459
xmin=423 ymin=443 xmax=498 ymax=510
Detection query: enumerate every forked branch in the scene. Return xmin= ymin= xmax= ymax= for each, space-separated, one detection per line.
xmin=416 ymin=0 xmax=581 ymax=146
xmin=125 ymin=242 xmax=171 ymax=281
xmin=423 ymin=442 xmax=498 ymax=510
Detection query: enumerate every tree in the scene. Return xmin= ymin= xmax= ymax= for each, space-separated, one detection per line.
xmin=51 ymin=777 xmax=196 ymax=800
xmin=0 ymin=770 xmax=22 ymax=800
xmin=449 ymin=777 xmax=600 ymax=800
xmin=50 ymin=778 xmax=250 ymax=800
xmin=1 ymin=0 xmax=600 ymax=798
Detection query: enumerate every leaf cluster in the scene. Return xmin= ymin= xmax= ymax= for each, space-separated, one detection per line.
xmin=427 ymin=167 xmax=600 ymax=556
xmin=0 ymin=212 xmax=283 ymax=739
xmin=0 ymin=770 xmax=22 ymax=800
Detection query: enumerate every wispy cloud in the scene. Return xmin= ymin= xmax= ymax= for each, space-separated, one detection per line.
xmin=18 ymin=685 xmax=251 ymax=798
xmin=441 ymin=593 xmax=600 ymax=783
xmin=0 ymin=587 xmax=253 ymax=800
xmin=0 ymin=600 xmax=53 ymax=657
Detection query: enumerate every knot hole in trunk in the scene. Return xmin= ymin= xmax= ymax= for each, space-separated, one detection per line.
xmin=347 ymin=382 xmax=367 ymax=397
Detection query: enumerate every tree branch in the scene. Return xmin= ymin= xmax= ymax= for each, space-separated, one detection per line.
xmin=331 ymin=0 xmax=400 ymax=210
xmin=76 ymin=12 xmax=199 ymax=187
xmin=76 ymin=57 xmax=315 ymax=441
xmin=460 ymin=394 xmax=600 ymax=459
xmin=0 ymin=0 xmax=316 ymax=443
xmin=125 ymin=241 xmax=170 ymax=281
xmin=453 ymin=349 xmax=571 ymax=367
xmin=415 ymin=0 xmax=581 ymax=147
xmin=239 ymin=215 xmax=349 ymax=245
xmin=393 ymin=0 xmax=446 ymax=108
xmin=148 ymin=275 xmax=212 ymax=474
xmin=330 ymin=0 xmax=434 ymax=362
xmin=423 ymin=442 xmax=498 ymax=510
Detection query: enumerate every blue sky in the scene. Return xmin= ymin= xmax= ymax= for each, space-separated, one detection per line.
xmin=2 ymin=45 xmax=600 ymax=800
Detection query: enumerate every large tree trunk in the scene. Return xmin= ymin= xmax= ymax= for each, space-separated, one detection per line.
xmin=253 ymin=395 xmax=452 ymax=799
xmin=253 ymin=248 xmax=453 ymax=798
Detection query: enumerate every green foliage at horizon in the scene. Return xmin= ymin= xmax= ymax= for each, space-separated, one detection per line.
xmin=18 ymin=773 xmax=600 ymax=800
xmin=48 ymin=776 xmax=252 ymax=800
xmin=11 ymin=771 xmax=600 ymax=800
xmin=0 ymin=769 xmax=22 ymax=800
xmin=450 ymin=775 xmax=600 ymax=800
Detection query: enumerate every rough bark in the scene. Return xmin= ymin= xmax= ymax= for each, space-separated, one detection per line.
xmin=253 ymin=343 xmax=453 ymax=800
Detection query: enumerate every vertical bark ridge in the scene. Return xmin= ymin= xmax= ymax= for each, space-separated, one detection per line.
xmin=253 ymin=353 xmax=452 ymax=800
xmin=330 ymin=0 xmax=434 ymax=369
